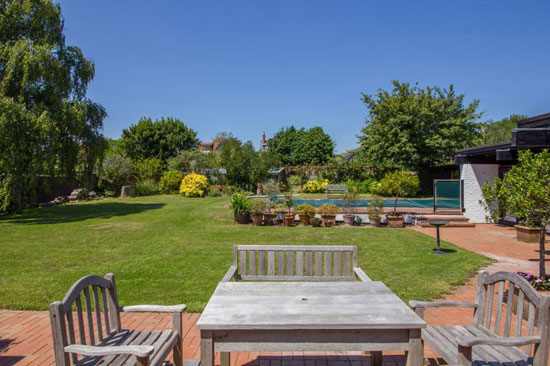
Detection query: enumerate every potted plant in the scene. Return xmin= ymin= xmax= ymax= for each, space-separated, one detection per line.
xmin=295 ymin=204 xmax=316 ymax=225
xmin=481 ymin=150 xmax=550 ymax=278
xmin=248 ymin=198 xmax=267 ymax=226
xmin=263 ymin=180 xmax=278 ymax=225
xmin=230 ymin=193 xmax=250 ymax=224
xmin=282 ymin=194 xmax=295 ymax=227
xmin=342 ymin=191 xmax=358 ymax=225
xmin=367 ymin=197 xmax=384 ymax=227
xmin=317 ymin=204 xmax=339 ymax=227
xmin=378 ymin=171 xmax=419 ymax=228
xmin=310 ymin=217 xmax=322 ymax=227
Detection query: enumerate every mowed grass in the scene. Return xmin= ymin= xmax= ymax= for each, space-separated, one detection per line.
xmin=0 ymin=195 xmax=491 ymax=312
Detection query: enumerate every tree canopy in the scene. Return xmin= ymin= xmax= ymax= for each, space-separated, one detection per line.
xmin=0 ymin=0 xmax=106 ymax=212
xmin=220 ymin=137 xmax=279 ymax=190
xmin=358 ymin=81 xmax=481 ymax=174
xmin=120 ymin=117 xmax=199 ymax=162
xmin=267 ymin=126 xmax=334 ymax=165
xmin=478 ymin=114 xmax=526 ymax=145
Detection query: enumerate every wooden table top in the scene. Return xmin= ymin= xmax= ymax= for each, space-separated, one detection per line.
xmin=196 ymin=281 xmax=426 ymax=330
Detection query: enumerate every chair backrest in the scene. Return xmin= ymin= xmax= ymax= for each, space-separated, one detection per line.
xmin=474 ymin=271 xmax=550 ymax=355
xmin=49 ymin=274 xmax=121 ymax=366
xmin=233 ymin=245 xmax=357 ymax=281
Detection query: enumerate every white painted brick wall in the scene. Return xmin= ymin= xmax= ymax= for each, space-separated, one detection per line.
xmin=461 ymin=163 xmax=499 ymax=223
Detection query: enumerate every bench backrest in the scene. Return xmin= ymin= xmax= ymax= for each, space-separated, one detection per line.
xmin=326 ymin=184 xmax=348 ymax=193
xmin=49 ymin=274 xmax=121 ymax=366
xmin=474 ymin=271 xmax=550 ymax=355
xmin=233 ymin=245 xmax=357 ymax=281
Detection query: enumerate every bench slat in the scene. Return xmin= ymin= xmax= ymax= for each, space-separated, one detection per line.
xmin=296 ymin=252 xmax=303 ymax=276
xmin=494 ymin=281 xmax=504 ymax=335
xmin=324 ymin=252 xmax=331 ymax=277
xmin=286 ymin=251 xmax=294 ymax=276
xmin=277 ymin=251 xmax=285 ymax=276
xmin=315 ymin=252 xmax=323 ymax=276
xmin=258 ymin=251 xmax=266 ymax=276
xmin=249 ymin=251 xmax=256 ymax=276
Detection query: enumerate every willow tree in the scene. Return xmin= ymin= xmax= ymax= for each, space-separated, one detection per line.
xmin=0 ymin=0 xmax=106 ymax=212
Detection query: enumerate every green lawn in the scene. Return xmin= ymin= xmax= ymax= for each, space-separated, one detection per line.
xmin=0 ymin=195 xmax=490 ymax=312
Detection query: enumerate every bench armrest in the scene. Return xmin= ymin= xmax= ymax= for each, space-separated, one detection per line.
xmin=456 ymin=335 xmax=540 ymax=347
xmin=65 ymin=344 xmax=154 ymax=358
xmin=121 ymin=304 xmax=187 ymax=313
xmin=221 ymin=265 xmax=238 ymax=282
xmin=353 ymin=267 xmax=371 ymax=282
xmin=409 ymin=300 xmax=478 ymax=309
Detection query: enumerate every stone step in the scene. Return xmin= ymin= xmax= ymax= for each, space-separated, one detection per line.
xmin=418 ymin=221 xmax=476 ymax=228
xmin=433 ymin=210 xmax=463 ymax=215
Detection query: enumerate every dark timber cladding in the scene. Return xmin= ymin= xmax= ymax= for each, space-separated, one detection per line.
xmin=454 ymin=113 xmax=550 ymax=165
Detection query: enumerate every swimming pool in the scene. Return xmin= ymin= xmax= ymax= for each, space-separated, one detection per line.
xmin=277 ymin=197 xmax=460 ymax=209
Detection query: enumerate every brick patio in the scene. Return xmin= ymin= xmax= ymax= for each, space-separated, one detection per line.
xmin=1 ymin=224 xmax=547 ymax=366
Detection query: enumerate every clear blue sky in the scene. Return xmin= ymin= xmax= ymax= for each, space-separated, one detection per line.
xmin=56 ymin=0 xmax=550 ymax=153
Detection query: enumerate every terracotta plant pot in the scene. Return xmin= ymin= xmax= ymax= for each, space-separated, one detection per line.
xmin=515 ymin=225 xmax=541 ymax=243
xmin=386 ymin=216 xmax=403 ymax=228
xmin=299 ymin=214 xmax=311 ymax=226
xmin=251 ymin=213 xmax=263 ymax=226
xmin=233 ymin=211 xmax=250 ymax=224
xmin=263 ymin=213 xmax=277 ymax=226
xmin=321 ymin=215 xmax=336 ymax=227
xmin=343 ymin=214 xmax=355 ymax=226
xmin=369 ymin=216 xmax=381 ymax=227
xmin=283 ymin=214 xmax=295 ymax=227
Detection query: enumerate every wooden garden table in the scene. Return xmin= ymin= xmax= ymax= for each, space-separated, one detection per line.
xmin=196 ymin=281 xmax=426 ymax=366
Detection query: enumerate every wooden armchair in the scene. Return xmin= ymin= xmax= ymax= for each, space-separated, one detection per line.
xmin=49 ymin=273 xmax=186 ymax=366
xmin=222 ymin=245 xmax=371 ymax=282
xmin=410 ymin=271 xmax=550 ymax=366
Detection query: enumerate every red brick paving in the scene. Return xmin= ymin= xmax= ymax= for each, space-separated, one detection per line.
xmin=1 ymin=224 xmax=545 ymax=366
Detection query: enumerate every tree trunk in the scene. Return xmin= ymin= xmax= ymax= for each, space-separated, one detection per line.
xmin=539 ymin=226 xmax=546 ymax=278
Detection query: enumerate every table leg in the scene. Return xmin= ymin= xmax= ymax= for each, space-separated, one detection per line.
xmin=221 ymin=352 xmax=230 ymax=366
xmin=406 ymin=329 xmax=423 ymax=366
xmin=371 ymin=351 xmax=382 ymax=366
xmin=201 ymin=330 xmax=215 ymax=366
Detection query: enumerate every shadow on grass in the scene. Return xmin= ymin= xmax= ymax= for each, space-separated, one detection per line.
xmin=0 ymin=202 xmax=164 ymax=225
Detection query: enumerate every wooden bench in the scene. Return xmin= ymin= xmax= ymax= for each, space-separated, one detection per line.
xmin=49 ymin=273 xmax=187 ymax=366
xmin=222 ymin=245 xmax=371 ymax=283
xmin=325 ymin=184 xmax=348 ymax=199
xmin=410 ymin=271 xmax=550 ymax=366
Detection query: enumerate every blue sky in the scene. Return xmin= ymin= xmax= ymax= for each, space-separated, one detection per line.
xmin=57 ymin=0 xmax=550 ymax=153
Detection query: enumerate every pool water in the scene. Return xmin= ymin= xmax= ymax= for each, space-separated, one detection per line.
xmin=277 ymin=197 xmax=460 ymax=209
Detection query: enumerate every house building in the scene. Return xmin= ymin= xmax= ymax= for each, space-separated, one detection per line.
xmin=199 ymin=137 xmax=224 ymax=154
xmin=455 ymin=113 xmax=550 ymax=223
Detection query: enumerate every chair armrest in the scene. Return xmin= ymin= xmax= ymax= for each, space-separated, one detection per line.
xmin=121 ymin=304 xmax=187 ymax=313
xmin=456 ymin=335 xmax=540 ymax=347
xmin=65 ymin=344 xmax=154 ymax=358
xmin=221 ymin=265 xmax=238 ymax=282
xmin=353 ymin=267 xmax=371 ymax=282
xmin=409 ymin=300 xmax=478 ymax=309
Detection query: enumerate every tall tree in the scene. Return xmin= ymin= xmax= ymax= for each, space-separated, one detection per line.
xmin=120 ymin=117 xmax=199 ymax=162
xmin=478 ymin=114 xmax=527 ymax=145
xmin=359 ymin=81 xmax=481 ymax=174
xmin=0 ymin=0 xmax=106 ymax=212
xmin=267 ymin=126 xmax=334 ymax=165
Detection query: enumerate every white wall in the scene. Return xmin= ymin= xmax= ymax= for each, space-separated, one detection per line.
xmin=461 ymin=163 xmax=500 ymax=223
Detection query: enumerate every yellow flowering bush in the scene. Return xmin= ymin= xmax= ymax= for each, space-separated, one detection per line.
xmin=179 ymin=173 xmax=208 ymax=197
xmin=302 ymin=179 xmax=329 ymax=193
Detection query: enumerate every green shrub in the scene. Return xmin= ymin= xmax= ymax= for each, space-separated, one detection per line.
xmin=159 ymin=170 xmax=184 ymax=194
xmin=98 ymin=156 xmax=133 ymax=194
xmin=133 ymin=158 xmax=164 ymax=182
xmin=317 ymin=204 xmax=339 ymax=215
xmin=132 ymin=180 xmax=159 ymax=196
xmin=379 ymin=171 xmax=419 ymax=215
xmin=344 ymin=179 xmax=373 ymax=194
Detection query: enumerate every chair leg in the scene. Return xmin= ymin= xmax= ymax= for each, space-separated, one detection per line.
xmin=457 ymin=345 xmax=471 ymax=366
xmin=371 ymin=351 xmax=382 ymax=366
xmin=173 ymin=312 xmax=183 ymax=366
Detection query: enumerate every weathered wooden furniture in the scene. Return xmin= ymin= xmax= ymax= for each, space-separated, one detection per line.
xmin=222 ymin=245 xmax=371 ymax=282
xmin=325 ymin=184 xmax=348 ymax=198
xmin=410 ymin=271 xmax=550 ymax=366
xmin=49 ymin=273 xmax=187 ymax=366
xmin=196 ymin=281 xmax=426 ymax=366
